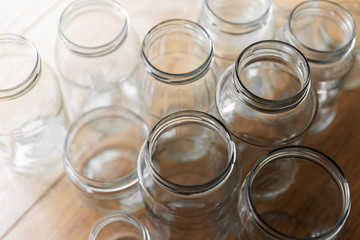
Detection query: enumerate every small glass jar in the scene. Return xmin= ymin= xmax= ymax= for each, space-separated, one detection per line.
xmin=216 ymin=40 xmax=317 ymax=177
xmin=137 ymin=110 xmax=241 ymax=240
xmin=197 ymin=0 xmax=276 ymax=73
xmin=64 ymin=106 xmax=149 ymax=214
xmin=55 ymin=0 xmax=140 ymax=122
xmin=137 ymin=19 xmax=218 ymax=128
xmin=282 ymin=0 xmax=356 ymax=134
xmin=237 ymin=146 xmax=351 ymax=239
xmin=0 ymin=34 xmax=68 ymax=174
xmin=89 ymin=213 xmax=150 ymax=240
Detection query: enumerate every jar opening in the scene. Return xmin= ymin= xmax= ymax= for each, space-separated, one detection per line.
xmin=0 ymin=34 xmax=41 ymax=100
xmin=141 ymin=19 xmax=214 ymax=84
xmin=59 ymin=0 xmax=128 ymax=57
xmin=146 ymin=111 xmax=235 ymax=195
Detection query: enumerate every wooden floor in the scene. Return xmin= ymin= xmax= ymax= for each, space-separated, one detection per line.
xmin=0 ymin=0 xmax=359 ymax=239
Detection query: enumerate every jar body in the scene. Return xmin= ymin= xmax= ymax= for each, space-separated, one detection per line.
xmin=197 ymin=0 xmax=276 ymax=74
xmin=282 ymin=0 xmax=356 ymax=134
xmin=137 ymin=111 xmax=241 ymax=240
xmin=55 ymin=0 xmax=140 ymax=122
xmin=0 ymin=34 xmax=68 ymax=174
xmin=137 ymin=19 xmax=218 ymax=128
xmin=216 ymin=40 xmax=317 ymax=177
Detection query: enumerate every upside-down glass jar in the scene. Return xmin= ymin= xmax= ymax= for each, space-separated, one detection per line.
xmin=197 ymin=0 xmax=276 ymax=74
xmin=216 ymin=40 xmax=317 ymax=178
xmin=137 ymin=110 xmax=241 ymax=240
xmin=64 ymin=106 xmax=149 ymax=215
xmin=0 ymin=33 xmax=68 ymax=174
xmin=282 ymin=0 xmax=356 ymax=134
xmin=55 ymin=0 xmax=140 ymax=122
xmin=237 ymin=146 xmax=351 ymax=240
xmin=137 ymin=19 xmax=219 ymax=128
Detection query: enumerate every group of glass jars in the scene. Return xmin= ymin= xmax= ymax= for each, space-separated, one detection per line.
xmin=0 ymin=0 xmax=356 ymax=239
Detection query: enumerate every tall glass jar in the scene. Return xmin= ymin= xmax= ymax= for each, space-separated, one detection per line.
xmin=216 ymin=40 xmax=317 ymax=177
xmin=0 ymin=34 xmax=68 ymax=174
xmin=282 ymin=0 xmax=356 ymax=134
xmin=55 ymin=0 xmax=140 ymax=122
xmin=137 ymin=19 xmax=218 ymax=128
xmin=197 ymin=0 xmax=276 ymax=74
xmin=137 ymin=111 xmax=241 ymax=240
xmin=237 ymin=146 xmax=351 ymax=239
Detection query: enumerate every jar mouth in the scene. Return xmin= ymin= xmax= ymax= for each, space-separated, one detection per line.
xmin=64 ymin=106 xmax=149 ymax=193
xmin=205 ymin=0 xmax=272 ymax=34
xmin=234 ymin=40 xmax=311 ymax=112
xmin=246 ymin=145 xmax=351 ymax=239
xmin=142 ymin=110 xmax=236 ymax=195
xmin=287 ymin=0 xmax=356 ymax=63
xmin=58 ymin=0 xmax=128 ymax=57
xmin=141 ymin=19 xmax=215 ymax=84
xmin=0 ymin=33 xmax=41 ymax=100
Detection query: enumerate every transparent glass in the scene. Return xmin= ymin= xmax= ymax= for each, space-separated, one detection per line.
xmin=272 ymin=0 xmax=306 ymax=33
xmin=237 ymin=146 xmax=351 ymax=240
xmin=55 ymin=0 xmax=141 ymax=122
xmin=137 ymin=19 xmax=218 ymax=128
xmin=282 ymin=0 xmax=356 ymax=134
xmin=0 ymin=34 xmax=68 ymax=174
xmin=64 ymin=106 xmax=149 ymax=214
xmin=89 ymin=213 xmax=150 ymax=240
xmin=216 ymin=40 xmax=317 ymax=177
xmin=137 ymin=110 xmax=241 ymax=240
xmin=197 ymin=0 xmax=276 ymax=74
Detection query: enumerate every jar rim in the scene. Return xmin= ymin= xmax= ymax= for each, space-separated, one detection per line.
xmin=58 ymin=0 xmax=129 ymax=57
xmin=0 ymin=33 xmax=41 ymax=100
xmin=140 ymin=19 xmax=215 ymax=84
xmin=245 ymin=145 xmax=351 ymax=239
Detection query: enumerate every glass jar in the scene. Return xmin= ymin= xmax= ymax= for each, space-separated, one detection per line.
xmin=89 ymin=213 xmax=150 ymax=240
xmin=237 ymin=146 xmax=351 ymax=239
xmin=216 ymin=40 xmax=317 ymax=177
xmin=272 ymin=0 xmax=306 ymax=33
xmin=55 ymin=0 xmax=140 ymax=122
xmin=197 ymin=0 xmax=276 ymax=74
xmin=0 ymin=34 xmax=68 ymax=174
xmin=282 ymin=0 xmax=356 ymax=134
xmin=64 ymin=106 xmax=149 ymax=215
xmin=137 ymin=110 xmax=241 ymax=240
xmin=137 ymin=19 xmax=218 ymax=128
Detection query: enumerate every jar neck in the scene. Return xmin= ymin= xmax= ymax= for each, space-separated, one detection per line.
xmin=141 ymin=19 xmax=215 ymax=84
xmin=58 ymin=0 xmax=129 ymax=57
xmin=0 ymin=34 xmax=41 ymax=100
xmin=142 ymin=110 xmax=236 ymax=196
xmin=285 ymin=0 xmax=356 ymax=63
xmin=203 ymin=0 xmax=272 ymax=34
xmin=233 ymin=40 xmax=311 ymax=112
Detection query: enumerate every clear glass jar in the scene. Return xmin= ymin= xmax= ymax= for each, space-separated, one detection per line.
xmin=137 ymin=110 xmax=241 ymax=240
xmin=64 ymin=106 xmax=149 ymax=215
xmin=272 ymin=0 xmax=306 ymax=33
xmin=137 ymin=19 xmax=218 ymax=128
xmin=237 ymin=145 xmax=351 ymax=239
xmin=89 ymin=213 xmax=150 ymax=240
xmin=282 ymin=0 xmax=356 ymax=134
xmin=197 ymin=0 xmax=276 ymax=74
xmin=0 ymin=33 xmax=68 ymax=174
xmin=55 ymin=0 xmax=140 ymax=122
xmin=216 ymin=40 xmax=317 ymax=177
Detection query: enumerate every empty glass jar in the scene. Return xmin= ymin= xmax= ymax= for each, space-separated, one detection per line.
xmin=0 ymin=34 xmax=68 ymax=174
xmin=237 ymin=146 xmax=351 ymax=239
xmin=64 ymin=106 xmax=149 ymax=214
xmin=89 ymin=213 xmax=150 ymax=240
xmin=137 ymin=110 xmax=241 ymax=240
xmin=216 ymin=40 xmax=317 ymax=177
xmin=197 ymin=0 xmax=276 ymax=73
xmin=282 ymin=0 xmax=356 ymax=134
xmin=137 ymin=19 xmax=218 ymax=128
xmin=55 ymin=0 xmax=140 ymax=122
